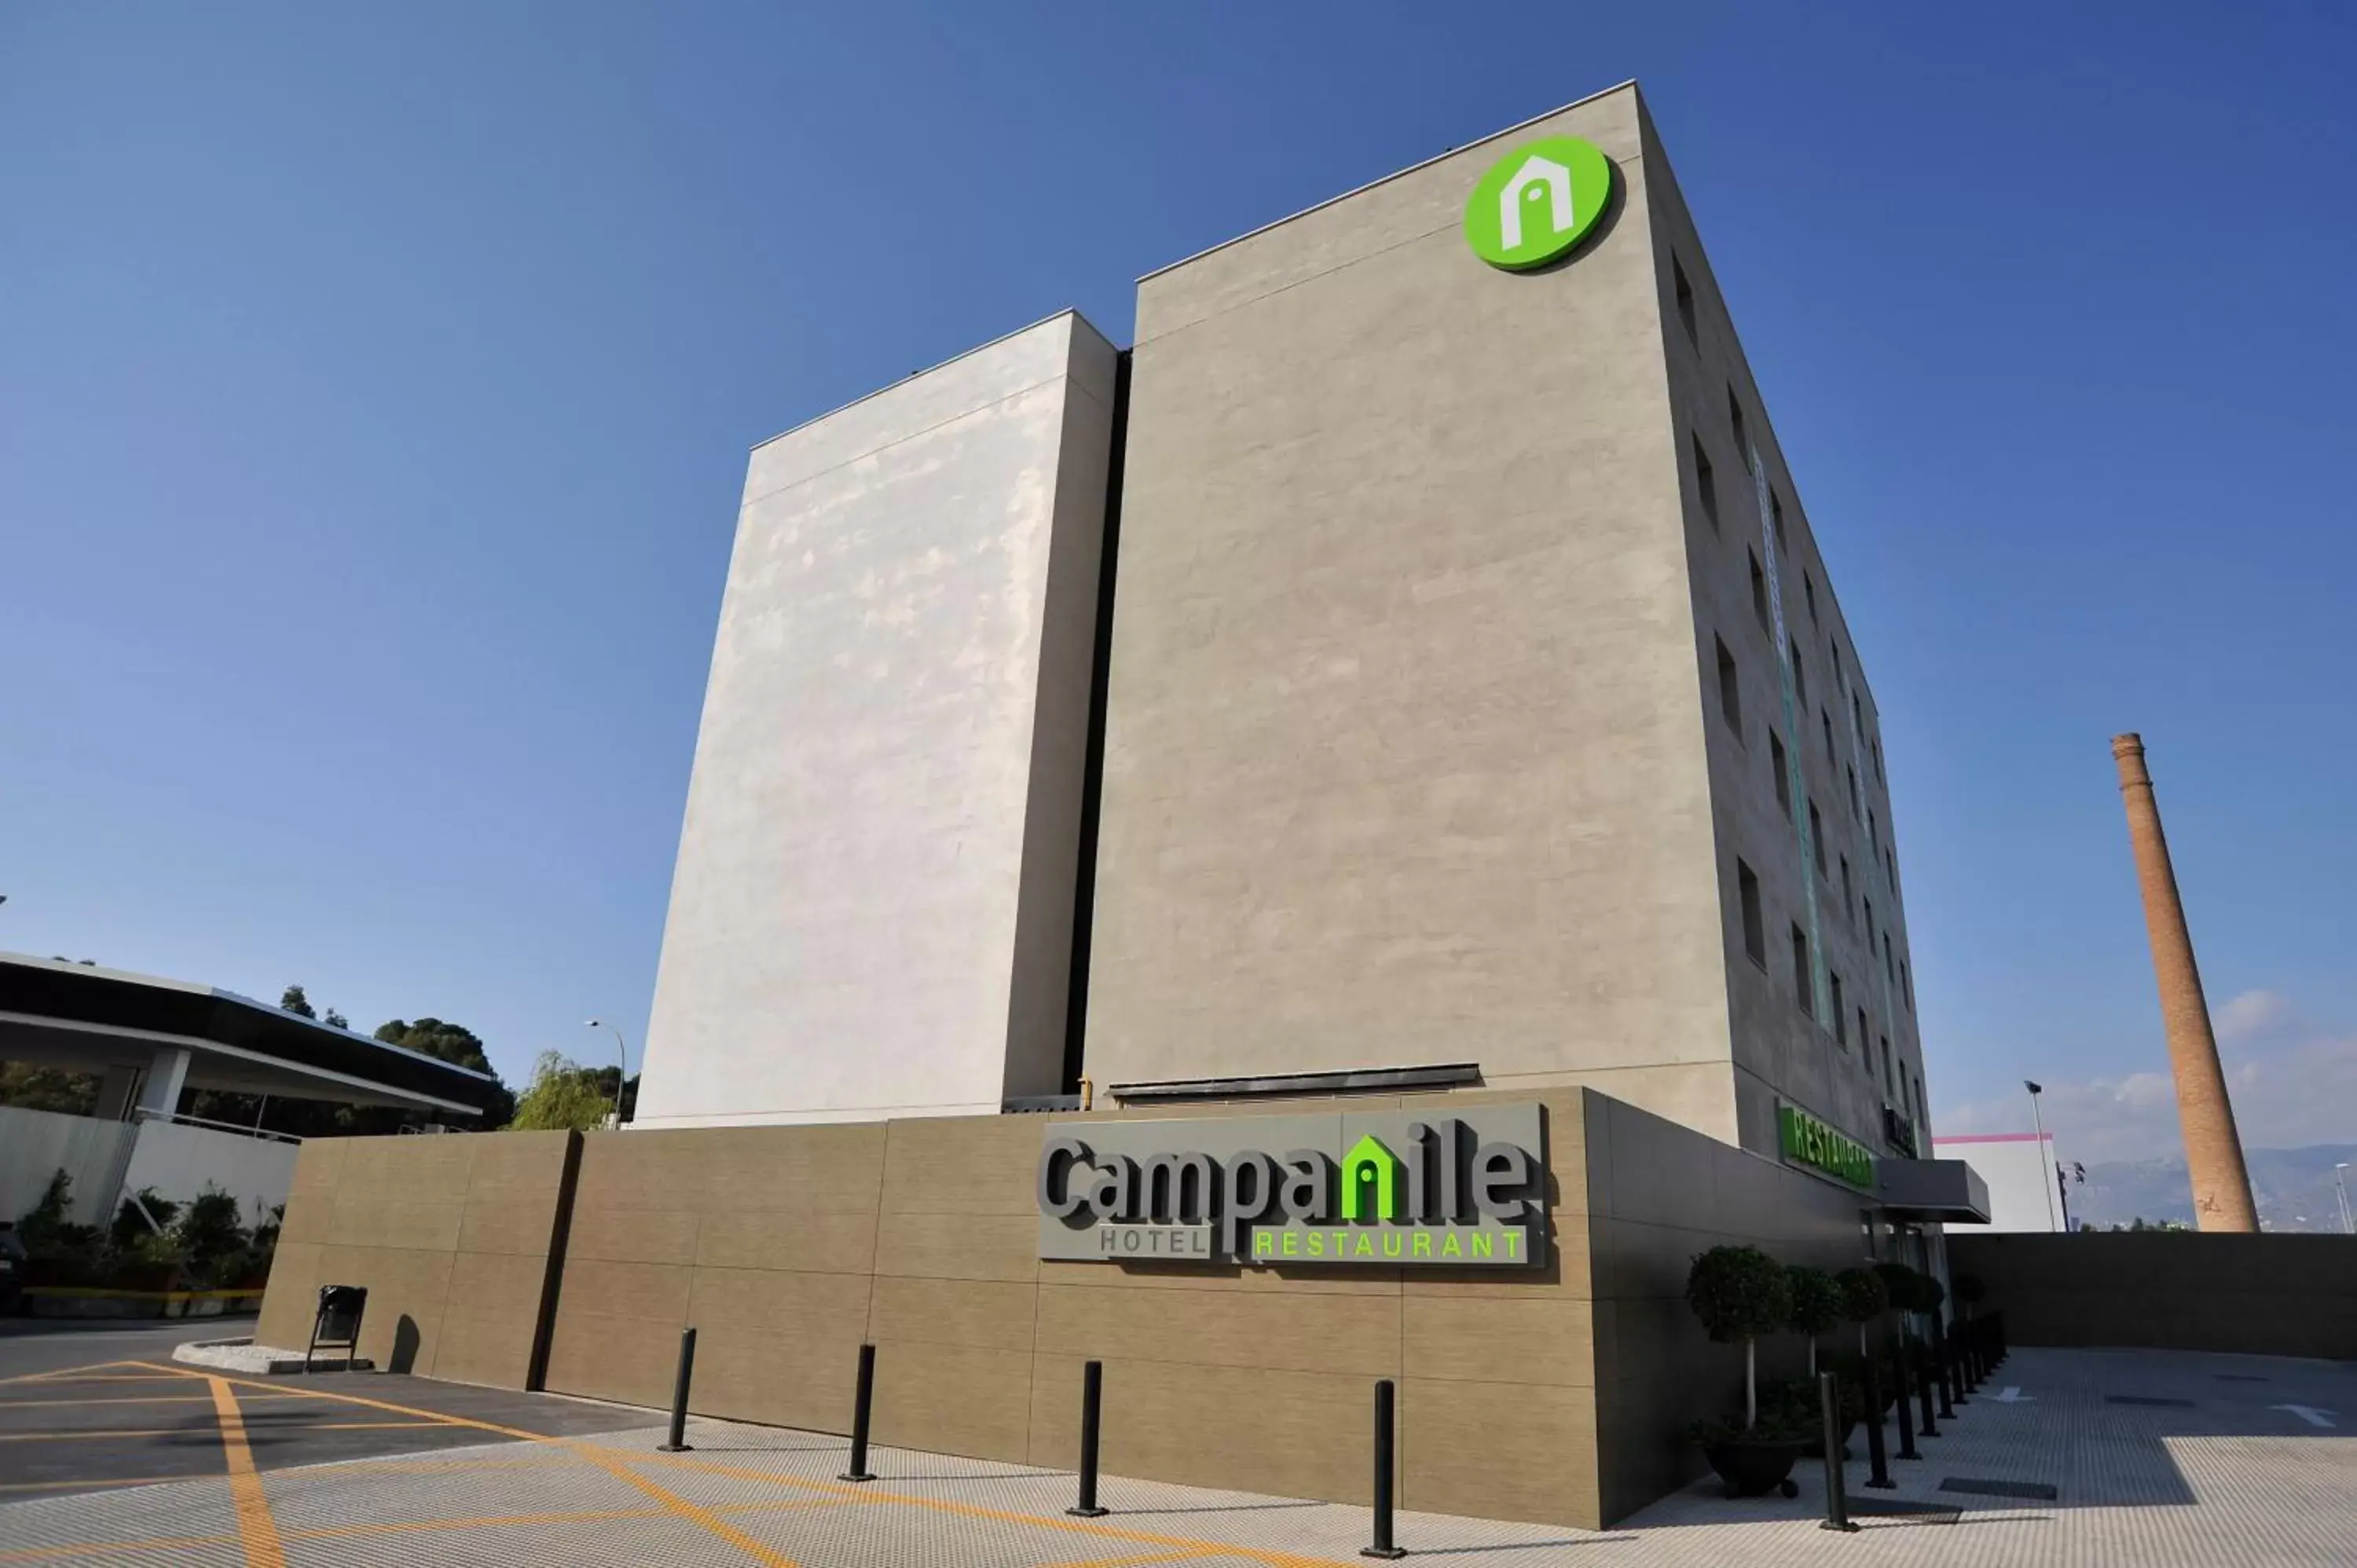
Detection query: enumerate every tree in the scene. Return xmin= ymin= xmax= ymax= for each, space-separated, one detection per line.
xmin=509 ymin=1052 xmax=618 ymax=1132
xmin=1686 ymin=1245 xmax=1793 ymax=1431
xmin=280 ymin=984 xmax=316 ymax=1019
xmin=376 ymin=1018 xmax=516 ymax=1128
xmin=1835 ymin=1266 xmax=1888 ymax=1356
xmin=1785 ymin=1265 xmax=1844 ymax=1377
xmin=0 ymin=1062 xmax=99 ymax=1115
xmin=322 ymin=1008 xmax=349 ymax=1031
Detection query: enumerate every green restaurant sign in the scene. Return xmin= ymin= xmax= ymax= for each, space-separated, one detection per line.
xmin=1778 ymin=1102 xmax=1875 ymax=1190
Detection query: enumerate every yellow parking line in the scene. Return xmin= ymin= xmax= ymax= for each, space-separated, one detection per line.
xmin=127 ymin=1364 xmax=801 ymax=1568
xmin=0 ymin=1476 xmax=200 ymax=1493
xmin=0 ymin=1430 xmax=205 ymax=1442
xmin=0 ymin=1396 xmax=217 ymax=1408
xmin=207 ymin=1376 xmax=288 ymax=1568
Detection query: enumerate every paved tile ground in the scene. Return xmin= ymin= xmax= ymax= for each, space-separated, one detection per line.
xmin=0 ymin=1339 xmax=2348 ymax=1565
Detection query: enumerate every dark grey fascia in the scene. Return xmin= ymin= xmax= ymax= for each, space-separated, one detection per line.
xmin=1105 ymin=1062 xmax=1483 ymax=1105
xmin=1876 ymin=1157 xmax=1993 ymax=1224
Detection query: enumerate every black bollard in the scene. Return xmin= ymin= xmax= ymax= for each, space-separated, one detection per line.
xmin=1068 ymin=1360 xmax=1109 ymax=1517
xmin=1891 ymin=1332 xmax=1921 ymax=1461
xmin=657 ymin=1327 xmax=698 ymax=1453
xmin=839 ymin=1343 xmax=877 ymax=1482
xmin=1936 ymin=1318 xmax=1959 ymax=1416
xmin=1363 ymin=1379 xmax=1406 ymax=1560
xmin=1946 ymin=1316 xmax=1968 ymax=1405
xmin=1818 ymin=1372 xmax=1858 ymax=1532
xmin=1860 ymin=1343 xmax=1895 ymax=1489
xmin=1914 ymin=1334 xmax=1939 ymax=1438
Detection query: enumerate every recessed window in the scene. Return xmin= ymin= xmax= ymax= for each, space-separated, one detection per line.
xmin=1716 ymin=637 xmax=1743 ymax=738
xmin=1882 ymin=929 xmax=1895 ymax=987
xmin=1915 ymin=1077 xmax=1928 ymax=1125
xmin=1808 ymin=803 xmax=1827 ymax=876
xmin=1792 ymin=649 xmax=1807 ymax=710
xmin=1881 ymin=1035 xmax=1894 ymax=1085
xmin=1791 ymin=925 xmax=1813 ymax=1017
xmin=1852 ymin=691 xmax=1864 ymax=739
xmin=1868 ymin=1034 xmax=1881 ymax=1079
xmin=1805 ymin=572 xmax=1819 ymax=626
xmin=1840 ymin=854 xmax=1855 ymax=921
xmin=1859 ymin=1006 xmax=1871 ymax=1057
xmin=1889 ymin=848 xmax=1901 ymax=897
xmin=1868 ymin=806 xmax=1879 ymax=862
xmin=1737 ymin=859 xmax=1766 ymax=968
xmin=1770 ymin=732 xmax=1791 ymax=818
xmin=1874 ymin=736 xmax=1885 ymax=785
xmin=1847 ymin=764 xmax=1860 ymax=820
xmin=1693 ymin=436 xmax=1718 ymax=530
xmin=1831 ymin=972 xmax=1847 ymax=1043
xmin=1822 ymin=709 xmax=1836 ymax=766
xmin=1748 ymin=550 xmax=1770 ymax=635
xmin=1901 ymin=960 xmax=1913 ymax=1012
xmin=1728 ymin=387 xmax=1750 ymax=470
xmin=1771 ymin=490 xmax=1788 ymax=555
xmin=1831 ymin=641 xmax=1843 ymax=690
xmin=1674 ymin=255 xmax=1697 ymax=345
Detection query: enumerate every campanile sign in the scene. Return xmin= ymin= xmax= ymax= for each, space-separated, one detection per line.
xmin=1036 ymin=1105 xmax=1548 ymax=1268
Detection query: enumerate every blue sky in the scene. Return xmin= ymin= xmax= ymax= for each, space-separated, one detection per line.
xmin=4 ymin=5 xmax=2351 ymax=1160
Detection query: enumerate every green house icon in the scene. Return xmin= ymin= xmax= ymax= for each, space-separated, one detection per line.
xmin=1340 ymin=1134 xmax=1405 ymax=1222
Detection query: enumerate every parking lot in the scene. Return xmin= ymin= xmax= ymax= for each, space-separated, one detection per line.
xmin=3 ymin=1322 xmax=2354 ymax=1566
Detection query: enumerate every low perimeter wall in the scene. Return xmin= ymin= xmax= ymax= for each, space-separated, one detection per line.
xmin=1948 ymin=1232 xmax=2357 ymax=1361
xmin=258 ymin=1090 xmax=1887 ymax=1528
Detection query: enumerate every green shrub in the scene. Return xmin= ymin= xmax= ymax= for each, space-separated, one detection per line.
xmin=1785 ymin=1265 xmax=1843 ymax=1376
xmin=1687 ymin=1245 xmax=1793 ymax=1432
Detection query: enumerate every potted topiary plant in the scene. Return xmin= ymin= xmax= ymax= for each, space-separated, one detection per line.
xmin=1786 ymin=1264 xmax=1842 ymax=1378
xmin=1952 ymin=1272 xmax=1985 ymax=1318
xmin=1684 ymin=1245 xmax=1802 ymax=1497
xmin=1835 ymin=1266 xmax=1893 ymax=1415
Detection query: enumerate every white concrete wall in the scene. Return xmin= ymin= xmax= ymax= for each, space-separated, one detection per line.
xmin=119 ymin=1119 xmax=299 ymax=1227
xmin=0 ymin=1106 xmax=134 ymax=1225
xmin=1934 ymin=1134 xmax=2062 ymax=1233
xmin=635 ymin=311 xmax=1119 ymax=1127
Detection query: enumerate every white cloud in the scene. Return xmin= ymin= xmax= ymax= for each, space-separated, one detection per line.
xmin=1936 ymin=992 xmax=2357 ymax=1164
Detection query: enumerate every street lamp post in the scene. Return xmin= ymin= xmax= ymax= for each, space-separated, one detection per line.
xmin=2025 ymin=1080 xmax=2062 ymax=1233
xmin=2336 ymin=1163 xmax=2353 ymax=1237
xmin=585 ymin=1020 xmax=629 ymax=1130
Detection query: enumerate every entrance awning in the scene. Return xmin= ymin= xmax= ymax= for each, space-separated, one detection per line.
xmin=1876 ymin=1157 xmax=1992 ymax=1224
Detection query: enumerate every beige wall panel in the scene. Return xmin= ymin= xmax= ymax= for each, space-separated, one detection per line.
xmin=429 ymin=1309 xmax=541 ymax=1390
xmin=543 ymin=1310 xmax=687 ymax=1409
xmin=879 ymin=1116 xmax=1041 ymax=1216
xmin=1036 ymin=1259 xmax=1401 ymax=1297
xmin=275 ymin=1192 xmax=335 ymax=1247
xmin=445 ymin=1248 xmax=552 ymax=1318
xmin=566 ymin=1207 xmax=702 ymax=1266
xmin=558 ymin=1258 xmax=692 ymax=1325
xmin=1035 ymin=1283 xmax=1401 ymax=1379
xmin=705 ymin=1124 xmax=891 ymax=1211
xmin=867 ymin=1340 xmax=1036 ymax=1462
xmin=871 ymin=1210 xmax=1039 ymax=1284
xmin=1029 ymin=1354 xmax=1384 ymax=1504
xmin=253 ymin=1240 xmax=323 ymax=1346
xmin=691 ymin=1336 xmax=863 ymax=1434
xmin=686 ymin=1264 xmax=874 ymax=1336
xmin=1402 ymin=1295 xmax=1595 ymax=1388
xmin=570 ymin=1130 xmax=723 ymax=1213
xmin=284 ymin=1138 xmax=346 ymax=1202
xmin=325 ymin=1196 xmax=466 ymax=1254
xmin=866 ymin=1276 xmax=1039 ymax=1354
xmin=694 ymin=1209 xmax=878 ymax=1275
xmin=339 ymin=1137 xmax=474 ymax=1205
xmin=459 ymin=1130 xmax=573 ymax=1203
xmin=1402 ymin=1377 xmax=1600 ymax=1528
xmin=455 ymin=1196 xmax=561 ymax=1258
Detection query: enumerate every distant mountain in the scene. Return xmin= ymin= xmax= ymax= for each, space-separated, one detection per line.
xmin=2065 ymin=1144 xmax=2357 ymax=1233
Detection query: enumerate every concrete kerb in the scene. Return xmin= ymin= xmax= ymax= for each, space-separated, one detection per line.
xmin=172 ymin=1337 xmax=375 ymax=1375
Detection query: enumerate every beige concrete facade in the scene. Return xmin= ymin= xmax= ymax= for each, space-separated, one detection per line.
xmin=256 ymin=1091 xmax=1882 ymax=1529
xmin=636 ymin=312 xmax=1120 ymax=1127
xmin=1083 ymin=82 xmax=1926 ymax=1163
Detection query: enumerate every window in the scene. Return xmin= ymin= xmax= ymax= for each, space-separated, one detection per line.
xmin=1831 ymin=641 xmax=1842 ymax=691
xmin=1673 ymin=255 xmax=1697 ymax=345
xmin=1901 ymin=960 xmax=1913 ymax=1012
xmin=1915 ymin=1077 xmax=1928 ymax=1126
xmin=1831 ymin=973 xmax=1846 ymax=1043
xmin=1792 ymin=649 xmax=1807 ymax=709
xmin=1852 ymin=691 xmax=1864 ymax=739
xmin=1822 ymin=709 xmax=1836 ymax=766
xmin=1868 ymin=806 xmax=1879 ymax=863
xmin=1771 ymin=489 xmax=1788 ymax=554
xmin=1728 ymin=387 xmax=1750 ymax=470
xmin=1840 ymin=854 xmax=1855 ymax=921
xmin=1805 ymin=572 xmax=1819 ymax=626
xmin=1808 ymin=802 xmax=1827 ymax=876
xmin=1864 ymin=895 xmax=1874 ymax=944
xmin=1748 ymin=550 xmax=1770 ymax=635
xmin=1883 ymin=929 xmax=1895 ymax=987
xmin=1693 ymin=435 xmax=1718 ymax=529
xmin=1791 ymin=925 xmax=1813 ymax=1016
xmin=1889 ymin=848 xmax=1901 ymax=897
xmin=1859 ymin=1006 xmax=1871 ymax=1058
xmin=1737 ymin=859 xmax=1766 ymax=967
xmin=1881 ymin=1035 xmax=1894 ymax=1085
xmin=1874 ymin=735 xmax=1885 ymax=785
xmin=1770 ymin=732 xmax=1791 ymax=817
xmin=1716 ymin=638 xmax=1743 ymax=738
xmin=1847 ymin=764 xmax=1860 ymax=820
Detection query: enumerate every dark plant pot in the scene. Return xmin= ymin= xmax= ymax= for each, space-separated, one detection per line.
xmin=1703 ymin=1438 xmax=1802 ymax=1499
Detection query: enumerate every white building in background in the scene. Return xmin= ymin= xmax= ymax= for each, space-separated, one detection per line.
xmin=1934 ymin=1131 xmax=2066 ymax=1232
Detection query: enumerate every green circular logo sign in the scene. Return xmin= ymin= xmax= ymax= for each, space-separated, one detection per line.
xmin=1463 ymin=136 xmax=1615 ymax=269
